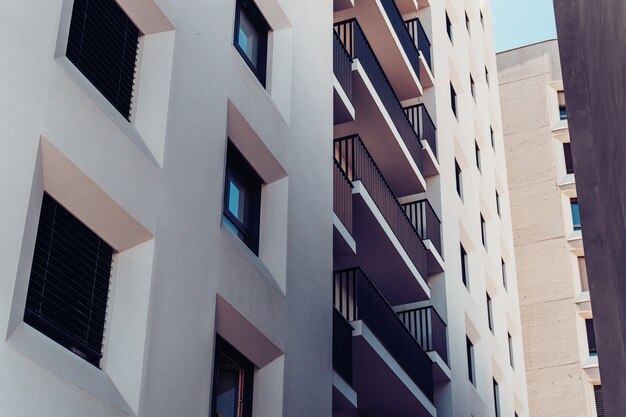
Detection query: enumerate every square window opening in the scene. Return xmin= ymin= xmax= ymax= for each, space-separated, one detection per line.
xmin=234 ymin=0 xmax=270 ymax=87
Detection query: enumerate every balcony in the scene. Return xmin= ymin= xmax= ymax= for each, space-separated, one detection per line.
xmin=397 ymin=306 xmax=448 ymax=370
xmin=404 ymin=103 xmax=438 ymax=176
xmin=333 ymin=268 xmax=435 ymax=416
xmin=333 ymin=30 xmax=355 ymax=124
xmin=401 ymin=199 xmax=444 ymax=273
xmin=333 ymin=160 xmax=356 ymax=255
xmin=334 ymin=19 xmax=426 ymax=195
xmin=405 ymin=18 xmax=434 ymax=87
xmin=334 ymin=134 xmax=430 ymax=303
xmin=334 ymin=0 xmax=422 ymax=99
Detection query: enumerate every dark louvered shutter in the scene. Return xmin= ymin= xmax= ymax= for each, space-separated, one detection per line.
xmin=586 ymin=318 xmax=597 ymax=355
xmin=24 ymin=193 xmax=114 ymax=367
xmin=66 ymin=0 xmax=141 ymax=120
xmin=594 ymin=385 xmax=605 ymax=417
xmin=564 ymin=143 xmax=574 ymax=174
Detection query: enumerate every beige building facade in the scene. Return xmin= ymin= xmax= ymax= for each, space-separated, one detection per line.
xmin=498 ymin=40 xmax=602 ymax=417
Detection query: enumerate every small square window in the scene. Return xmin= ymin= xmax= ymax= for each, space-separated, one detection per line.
xmin=558 ymin=90 xmax=568 ymax=120
xmin=470 ymin=74 xmax=476 ymax=101
xmin=564 ymin=142 xmax=574 ymax=174
xmin=493 ymin=379 xmax=501 ymax=417
xmin=211 ymin=336 xmax=254 ymax=417
xmin=480 ymin=11 xmax=484 ymax=27
xmin=475 ymin=142 xmax=481 ymax=172
xmin=487 ymin=293 xmax=494 ymax=332
xmin=485 ymin=67 xmax=490 ymax=87
xmin=508 ymin=332 xmax=515 ymax=368
xmin=223 ymin=143 xmax=263 ymax=254
xmin=455 ymin=160 xmax=463 ymax=199
xmin=461 ymin=244 xmax=469 ymax=288
xmin=467 ymin=337 xmax=475 ymax=386
xmin=446 ymin=12 xmax=453 ymax=43
xmin=451 ymin=83 xmax=458 ymax=118
xmin=480 ymin=214 xmax=487 ymax=248
xmin=586 ymin=318 xmax=597 ymax=356
xmin=501 ymin=259 xmax=507 ymax=290
xmin=234 ymin=0 xmax=270 ymax=86
xmin=495 ymin=191 xmax=501 ymax=217
xmin=490 ymin=127 xmax=495 ymax=148
xmin=571 ymin=198 xmax=582 ymax=231
xmin=66 ymin=0 xmax=141 ymax=120
xmin=465 ymin=12 xmax=470 ymax=33
xmin=24 ymin=193 xmax=114 ymax=367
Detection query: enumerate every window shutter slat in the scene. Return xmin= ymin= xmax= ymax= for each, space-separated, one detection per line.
xmin=594 ymin=385 xmax=605 ymax=417
xmin=24 ymin=193 xmax=114 ymax=367
xmin=66 ymin=0 xmax=141 ymax=120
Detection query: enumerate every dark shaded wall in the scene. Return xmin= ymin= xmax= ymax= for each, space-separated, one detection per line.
xmin=553 ymin=0 xmax=626 ymax=413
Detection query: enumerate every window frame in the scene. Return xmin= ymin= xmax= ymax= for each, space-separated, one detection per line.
xmin=466 ymin=336 xmax=475 ymax=386
xmin=586 ymin=318 xmax=598 ymax=356
xmin=570 ymin=198 xmax=582 ymax=231
xmin=455 ymin=160 xmax=463 ymax=199
xmin=211 ymin=336 xmax=255 ymax=417
xmin=461 ymin=244 xmax=469 ymax=288
xmin=223 ymin=143 xmax=263 ymax=255
xmin=487 ymin=293 xmax=494 ymax=333
xmin=23 ymin=192 xmax=114 ymax=368
xmin=233 ymin=0 xmax=270 ymax=87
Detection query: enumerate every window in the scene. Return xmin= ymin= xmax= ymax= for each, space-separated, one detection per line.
xmin=223 ymin=143 xmax=263 ymax=254
xmin=455 ymin=160 xmax=463 ymax=198
xmin=564 ymin=142 xmax=574 ymax=174
xmin=66 ymin=0 xmax=141 ymax=120
xmin=501 ymin=259 xmax=507 ymax=290
xmin=451 ymin=83 xmax=458 ymax=118
xmin=467 ymin=337 xmax=475 ymax=386
xmin=594 ymin=385 xmax=605 ymax=417
xmin=481 ymin=214 xmax=487 ymax=248
xmin=475 ymin=142 xmax=481 ymax=172
xmin=486 ymin=293 xmax=494 ymax=333
xmin=586 ymin=318 xmax=597 ymax=356
xmin=508 ymin=332 xmax=514 ymax=368
xmin=465 ymin=12 xmax=470 ymax=33
xmin=470 ymin=74 xmax=476 ymax=101
xmin=579 ymin=257 xmax=589 ymax=292
xmin=493 ymin=379 xmax=501 ymax=417
xmin=571 ymin=198 xmax=582 ymax=231
xmin=446 ymin=12 xmax=453 ymax=43
xmin=480 ymin=10 xmax=484 ymax=27
xmin=558 ymin=90 xmax=567 ymax=120
xmin=490 ymin=126 xmax=495 ymax=148
xmin=495 ymin=191 xmax=501 ymax=217
xmin=24 ymin=193 xmax=114 ymax=367
xmin=461 ymin=244 xmax=469 ymax=288
xmin=485 ymin=67 xmax=490 ymax=87
xmin=234 ymin=0 xmax=270 ymax=86
xmin=211 ymin=336 xmax=254 ymax=417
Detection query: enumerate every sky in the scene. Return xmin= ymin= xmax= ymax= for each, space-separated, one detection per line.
xmin=492 ymin=0 xmax=558 ymax=53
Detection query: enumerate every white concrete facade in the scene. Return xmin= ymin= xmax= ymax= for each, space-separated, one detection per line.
xmin=498 ymin=40 xmax=600 ymax=417
xmin=0 ymin=0 xmax=333 ymax=416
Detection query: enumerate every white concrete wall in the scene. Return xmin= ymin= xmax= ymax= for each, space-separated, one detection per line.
xmin=418 ymin=0 xmax=530 ymax=415
xmin=498 ymin=39 xmax=599 ymax=417
xmin=0 ymin=0 xmax=333 ymax=416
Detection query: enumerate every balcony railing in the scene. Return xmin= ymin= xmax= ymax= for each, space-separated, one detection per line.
xmin=335 ymin=134 xmax=429 ymax=277
xmin=405 ymin=18 xmax=432 ymax=71
xmin=334 ymin=19 xmax=424 ymax=174
xmin=397 ymin=306 xmax=448 ymax=365
xmin=333 ymin=308 xmax=353 ymax=385
xmin=404 ymin=103 xmax=437 ymax=158
xmin=334 ymin=159 xmax=354 ymax=235
xmin=333 ymin=30 xmax=353 ymax=99
xmin=333 ymin=268 xmax=434 ymax=400
xmin=379 ymin=0 xmax=422 ymax=82
xmin=401 ymin=199 xmax=442 ymax=255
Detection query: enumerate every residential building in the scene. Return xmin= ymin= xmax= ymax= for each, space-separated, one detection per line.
xmin=498 ymin=39 xmax=602 ymax=417
xmin=553 ymin=0 xmax=626 ymax=413
xmin=0 ymin=0 xmax=332 ymax=416
xmin=331 ymin=0 xmax=529 ymax=416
